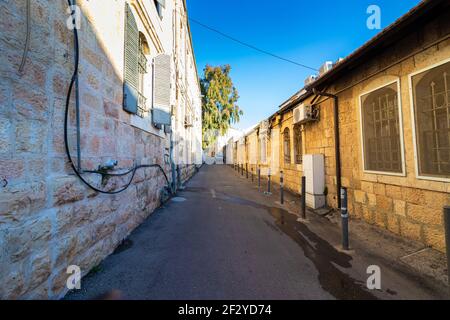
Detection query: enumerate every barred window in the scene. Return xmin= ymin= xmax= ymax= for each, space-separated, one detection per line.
xmin=411 ymin=61 xmax=450 ymax=179
xmin=283 ymin=128 xmax=291 ymax=164
xmin=294 ymin=125 xmax=303 ymax=164
xmin=360 ymin=82 xmax=403 ymax=173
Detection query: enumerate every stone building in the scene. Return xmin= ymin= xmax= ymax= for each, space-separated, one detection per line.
xmin=0 ymin=0 xmax=202 ymax=298
xmin=228 ymin=0 xmax=449 ymax=252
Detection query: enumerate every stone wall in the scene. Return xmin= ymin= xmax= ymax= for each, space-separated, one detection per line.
xmin=234 ymin=10 xmax=450 ymax=252
xmin=0 ymin=0 xmax=199 ymax=299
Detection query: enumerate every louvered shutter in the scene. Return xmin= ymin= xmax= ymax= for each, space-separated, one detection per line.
xmin=123 ymin=3 xmax=139 ymax=114
xmin=152 ymin=54 xmax=172 ymax=125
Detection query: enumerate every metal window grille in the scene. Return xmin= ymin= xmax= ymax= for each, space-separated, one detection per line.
xmin=283 ymin=128 xmax=291 ymax=164
xmin=137 ymin=92 xmax=147 ymax=118
xmin=412 ymin=61 xmax=450 ymax=178
xmin=361 ymin=83 xmax=402 ymax=173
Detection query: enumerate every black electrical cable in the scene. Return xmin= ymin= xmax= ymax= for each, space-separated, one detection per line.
xmin=64 ymin=0 xmax=170 ymax=194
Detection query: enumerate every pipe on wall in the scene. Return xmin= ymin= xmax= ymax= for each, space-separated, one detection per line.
xmin=312 ymin=89 xmax=342 ymax=209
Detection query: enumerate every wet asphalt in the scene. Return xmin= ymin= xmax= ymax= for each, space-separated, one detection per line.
xmin=66 ymin=165 xmax=382 ymax=300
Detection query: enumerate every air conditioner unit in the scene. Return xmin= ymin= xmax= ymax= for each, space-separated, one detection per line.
xmin=293 ymin=104 xmax=316 ymax=124
xmin=304 ymin=75 xmax=318 ymax=86
xmin=319 ymin=61 xmax=334 ymax=76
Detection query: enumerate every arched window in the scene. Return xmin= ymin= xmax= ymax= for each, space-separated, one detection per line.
xmin=294 ymin=125 xmax=303 ymax=164
xmin=411 ymin=61 xmax=450 ymax=178
xmin=283 ymin=127 xmax=291 ymax=164
xmin=260 ymin=135 xmax=267 ymax=164
xmin=123 ymin=3 xmax=139 ymax=114
xmin=137 ymin=32 xmax=150 ymax=117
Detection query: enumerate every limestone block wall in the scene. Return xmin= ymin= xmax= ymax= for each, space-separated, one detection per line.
xmin=0 ymin=0 xmax=198 ymax=299
xmin=234 ymin=9 xmax=449 ymax=252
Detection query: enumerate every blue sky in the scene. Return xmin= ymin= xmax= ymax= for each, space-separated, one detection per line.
xmin=186 ymin=0 xmax=421 ymax=130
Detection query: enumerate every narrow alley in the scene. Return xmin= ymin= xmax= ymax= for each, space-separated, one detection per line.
xmin=66 ymin=165 xmax=447 ymax=300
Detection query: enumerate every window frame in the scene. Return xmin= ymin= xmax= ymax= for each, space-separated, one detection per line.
xmin=408 ymin=57 xmax=450 ymax=183
xmin=283 ymin=127 xmax=291 ymax=165
xmin=358 ymin=79 xmax=406 ymax=176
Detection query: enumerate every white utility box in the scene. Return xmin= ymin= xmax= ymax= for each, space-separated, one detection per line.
xmin=302 ymin=154 xmax=325 ymax=209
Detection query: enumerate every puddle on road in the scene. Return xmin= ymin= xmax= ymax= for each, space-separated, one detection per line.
xmin=218 ymin=193 xmax=377 ymax=300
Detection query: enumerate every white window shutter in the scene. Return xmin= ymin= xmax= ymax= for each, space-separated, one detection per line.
xmin=152 ymin=54 xmax=172 ymax=125
xmin=156 ymin=0 xmax=166 ymax=8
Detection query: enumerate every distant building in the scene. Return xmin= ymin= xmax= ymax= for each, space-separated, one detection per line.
xmin=0 ymin=0 xmax=201 ymax=298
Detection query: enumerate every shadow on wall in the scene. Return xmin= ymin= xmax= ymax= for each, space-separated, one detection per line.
xmin=0 ymin=0 xmax=197 ymax=299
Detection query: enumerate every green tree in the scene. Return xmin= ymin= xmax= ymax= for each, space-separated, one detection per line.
xmin=201 ymin=64 xmax=242 ymax=149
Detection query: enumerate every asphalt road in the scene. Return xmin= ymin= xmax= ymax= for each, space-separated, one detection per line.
xmin=65 ymin=165 xmax=406 ymax=300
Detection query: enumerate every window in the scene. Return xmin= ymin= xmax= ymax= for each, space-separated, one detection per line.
xmin=294 ymin=125 xmax=303 ymax=164
xmin=137 ymin=33 xmax=149 ymax=118
xmin=123 ymin=3 xmax=139 ymax=114
xmin=411 ymin=61 xmax=450 ymax=179
xmin=360 ymin=82 xmax=403 ymax=173
xmin=260 ymin=136 xmax=267 ymax=164
xmin=283 ymin=128 xmax=291 ymax=164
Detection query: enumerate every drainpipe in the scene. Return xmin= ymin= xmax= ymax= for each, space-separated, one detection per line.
xmin=312 ymin=89 xmax=342 ymax=209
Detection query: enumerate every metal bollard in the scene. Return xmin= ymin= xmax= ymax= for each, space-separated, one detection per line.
xmin=241 ymin=164 xmax=244 ymax=176
xmin=246 ymin=163 xmax=248 ymax=179
xmin=301 ymin=176 xmax=306 ymax=219
xmin=340 ymin=187 xmax=349 ymax=250
xmin=444 ymin=206 xmax=450 ymax=288
xmin=280 ymin=171 xmax=284 ymax=205
xmin=258 ymin=167 xmax=261 ymax=191
xmin=251 ymin=167 xmax=254 ymax=182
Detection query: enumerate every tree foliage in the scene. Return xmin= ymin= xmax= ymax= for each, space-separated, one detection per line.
xmin=200 ymin=65 xmax=242 ymax=149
